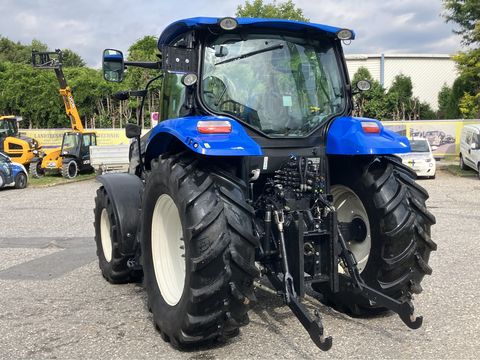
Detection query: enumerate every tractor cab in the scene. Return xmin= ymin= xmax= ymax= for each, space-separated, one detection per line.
xmin=0 ymin=116 xmax=18 ymax=138
xmin=61 ymin=131 xmax=96 ymax=159
xmin=59 ymin=131 xmax=96 ymax=178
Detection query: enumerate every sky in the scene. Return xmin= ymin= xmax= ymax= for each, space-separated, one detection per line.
xmin=0 ymin=0 xmax=461 ymax=67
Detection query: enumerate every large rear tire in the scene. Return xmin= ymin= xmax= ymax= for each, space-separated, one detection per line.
xmin=313 ymin=156 xmax=436 ymax=315
xmin=142 ymin=153 xmax=258 ymax=349
xmin=94 ymin=187 xmax=142 ymax=283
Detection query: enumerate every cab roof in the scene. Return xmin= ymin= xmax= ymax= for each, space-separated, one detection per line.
xmin=157 ymin=17 xmax=353 ymax=47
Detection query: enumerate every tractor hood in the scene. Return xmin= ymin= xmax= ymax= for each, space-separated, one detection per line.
xmin=158 ymin=17 xmax=354 ymax=47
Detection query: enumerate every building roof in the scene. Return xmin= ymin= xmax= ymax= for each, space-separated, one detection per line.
xmin=157 ymin=17 xmax=352 ymax=47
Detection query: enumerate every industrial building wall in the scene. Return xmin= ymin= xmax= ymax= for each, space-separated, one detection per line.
xmin=345 ymin=54 xmax=458 ymax=110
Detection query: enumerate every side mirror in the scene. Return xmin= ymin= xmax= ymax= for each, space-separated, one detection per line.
xmin=471 ymin=143 xmax=478 ymax=150
xmin=125 ymin=123 xmax=141 ymax=139
xmin=431 ymin=145 xmax=438 ymax=151
xmin=356 ymin=80 xmax=371 ymax=92
xmin=103 ymin=49 xmax=124 ymax=82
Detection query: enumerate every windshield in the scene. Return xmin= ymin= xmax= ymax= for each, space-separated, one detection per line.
xmin=202 ymin=34 xmax=346 ymax=136
xmin=0 ymin=119 xmax=17 ymax=137
xmin=62 ymin=133 xmax=79 ymax=154
xmin=410 ymin=140 xmax=430 ymax=153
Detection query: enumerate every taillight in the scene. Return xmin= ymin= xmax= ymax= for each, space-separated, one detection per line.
xmin=197 ymin=120 xmax=232 ymax=134
xmin=361 ymin=121 xmax=381 ymax=133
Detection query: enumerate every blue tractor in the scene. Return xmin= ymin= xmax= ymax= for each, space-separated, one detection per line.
xmin=94 ymin=17 xmax=436 ymax=351
xmin=0 ymin=151 xmax=28 ymax=189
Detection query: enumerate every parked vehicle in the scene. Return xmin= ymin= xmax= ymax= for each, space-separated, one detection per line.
xmin=397 ymin=138 xmax=436 ymax=178
xmin=89 ymin=145 xmax=130 ymax=174
xmin=93 ymin=17 xmax=436 ymax=351
xmin=459 ymin=124 xmax=480 ymax=179
xmin=0 ymin=152 xmax=28 ymax=189
xmin=30 ymin=50 xmax=97 ymax=179
xmin=0 ymin=115 xmax=42 ymax=166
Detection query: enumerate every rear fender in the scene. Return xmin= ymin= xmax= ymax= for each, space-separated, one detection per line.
xmin=97 ymin=173 xmax=144 ymax=256
xmin=144 ymin=115 xmax=262 ymax=166
xmin=326 ymin=117 xmax=411 ymax=155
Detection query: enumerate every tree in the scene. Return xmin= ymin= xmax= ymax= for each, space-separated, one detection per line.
xmin=0 ymin=37 xmax=48 ymax=64
xmin=125 ymin=36 xmax=162 ymax=127
xmin=443 ymin=0 xmax=480 ymax=118
xmin=443 ymin=0 xmax=480 ymax=45
xmin=351 ymin=67 xmax=388 ymax=119
xmin=437 ymin=84 xmax=453 ymax=119
xmin=61 ymin=49 xmax=85 ymax=67
xmin=236 ymin=0 xmax=309 ymax=21
xmin=387 ymin=75 xmax=415 ymax=120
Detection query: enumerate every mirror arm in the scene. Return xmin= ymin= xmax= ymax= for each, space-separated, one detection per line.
xmin=124 ymin=61 xmax=161 ymax=69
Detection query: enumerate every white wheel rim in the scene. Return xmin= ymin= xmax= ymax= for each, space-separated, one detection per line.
xmin=100 ymin=208 xmax=113 ymax=262
xmin=151 ymin=194 xmax=185 ymax=306
xmin=332 ymin=185 xmax=372 ymax=274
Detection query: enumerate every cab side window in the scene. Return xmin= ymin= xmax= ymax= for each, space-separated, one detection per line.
xmin=475 ymin=133 xmax=480 ymax=146
xmin=465 ymin=132 xmax=472 ymax=145
xmin=83 ymin=134 xmax=91 ymax=147
xmin=160 ymin=72 xmax=186 ymax=120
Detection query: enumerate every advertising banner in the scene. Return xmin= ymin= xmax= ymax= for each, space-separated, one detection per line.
xmin=383 ymin=120 xmax=480 ymax=157
xmin=19 ymin=129 xmax=148 ymax=148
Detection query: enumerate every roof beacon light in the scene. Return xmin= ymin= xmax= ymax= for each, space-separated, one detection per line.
xmin=361 ymin=121 xmax=381 ymax=134
xmin=337 ymin=29 xmax=353 ymax=40
xmin=219 ymin=17 xmax=238 ymax=31
xmin=197 ymin=120 xmax=232 ymax=134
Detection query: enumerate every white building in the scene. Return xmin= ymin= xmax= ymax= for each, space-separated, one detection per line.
xmin=345 ymin=54 xmax=458 ymax=110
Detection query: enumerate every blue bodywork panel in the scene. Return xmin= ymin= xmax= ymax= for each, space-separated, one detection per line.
xmin=11 ymin=162 xmax=25 ymax=178
xmin=158 ymin=17 xmax=353 ymax=46
xmin=0 ymin=153 xmax=27 ymax=188
xmin=326 ymin=117 xmax=411 ymax=155
xmin=145 ymin=115 xmax=262 ymax=158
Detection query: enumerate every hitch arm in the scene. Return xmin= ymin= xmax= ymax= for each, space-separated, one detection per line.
xmin=267 ymin=273 xmax=333 ymax=351
xmin=337 ymin=230 xmax=423 ymax=329
xmin=268 ymin=210 xmax=333 ymax=351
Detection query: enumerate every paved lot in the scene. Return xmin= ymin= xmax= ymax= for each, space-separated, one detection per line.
xmin=0 ymin=170 xmax=479 ymax=359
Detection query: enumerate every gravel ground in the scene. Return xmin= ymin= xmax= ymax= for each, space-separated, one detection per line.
xmin=0 ymin=170 xmax=479 ymax=359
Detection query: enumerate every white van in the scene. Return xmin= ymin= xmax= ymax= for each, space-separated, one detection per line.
xmin=459 ymin=124 xmax=480 ymax=178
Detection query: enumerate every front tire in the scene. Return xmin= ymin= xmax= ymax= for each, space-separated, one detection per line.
xmin=460 ymin=155 xmax=467 ymax=170
xmin=29 ymin=160 xmax=44 ymax=178
xmin=313 ymin=156 xmax=436 ymax=315
xmin=94 ymin=187 xmax=141 ymax=283
xmin=142 ymin=153 xmax=258 ymax=348
xmin=62 ymin=160 xmax=78 ymax=179
xmin=14 ymin=172 xmax=28 ymax=189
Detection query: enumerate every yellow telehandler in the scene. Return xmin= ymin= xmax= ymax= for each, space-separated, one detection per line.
xmin=30 ymin=50 xmax=97 ymax=178
xmin=0 ymin=115 xmax=42 ymax=166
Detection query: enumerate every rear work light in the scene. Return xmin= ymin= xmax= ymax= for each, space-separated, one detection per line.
xmin=197 ymin=120 xmax=232 ymax=134
xmin=361 ymin=121 xmax=381 ymax=134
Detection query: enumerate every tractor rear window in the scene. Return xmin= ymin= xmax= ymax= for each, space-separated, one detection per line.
xmin=201 ymin=33 xmax=346 ymax=137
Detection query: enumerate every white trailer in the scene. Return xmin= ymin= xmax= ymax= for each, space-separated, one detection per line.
xmin=89 ymin=145 xmax=130 ymax=174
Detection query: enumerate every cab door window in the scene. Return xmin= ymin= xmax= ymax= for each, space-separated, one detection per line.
xmin=0 ymin=153 xmax=11 ymax=176
xmin=465 ymin=132 xmax=472 ymax=145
